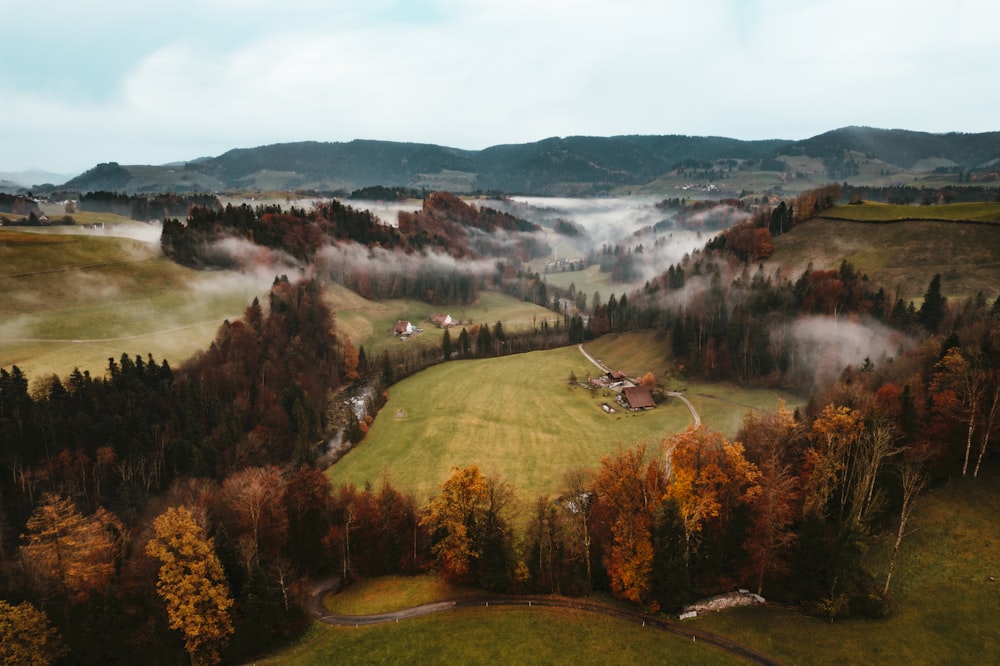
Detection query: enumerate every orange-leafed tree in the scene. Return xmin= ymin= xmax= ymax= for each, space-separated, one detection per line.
xmin=592 ymin=443 xmax=664 ymax=605
xmin=738 ymin=404 xmax=801 ymax=595
xmin=146 ymin=506 xmax=234 ymax=666
xmin=663 ymin=427 xmax=760 ymax=571
xmin=20 ymin=493 xmax=125 ymax=606
xmin=342 ymin=337 xmax=361 ymax=382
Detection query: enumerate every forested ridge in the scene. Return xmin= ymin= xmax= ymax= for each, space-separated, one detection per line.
xmin=2 ymin=186 xmax=999 ymax=664
xmin=39 ymin=127 xmax=1000 ymax=196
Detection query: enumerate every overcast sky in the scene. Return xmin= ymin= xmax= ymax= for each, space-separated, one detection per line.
xmin=2 ymin=0 xmax=998 ymax=175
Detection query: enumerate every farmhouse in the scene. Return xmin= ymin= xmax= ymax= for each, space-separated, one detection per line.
xmin=393 ymin=320 xmax=414 ymax=336
xmin=618 ymin=386 xmax=656 ymax=411
xmin=429 ymin=313 xmax=454 ymax=328
xmin=605 ymin=369 xmax=628 ymax=385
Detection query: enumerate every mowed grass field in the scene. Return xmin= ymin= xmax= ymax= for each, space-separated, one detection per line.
xmin=263 ymin=606 xmax=739 ymax=665
xmin=769 ymin=207 xmax=1000 ymax=303
xmin=822 ymin=201 xmax=1000 ymax=223
xmin=328 ymin=332 xmax=802 ymax=502
xmin=0 ymin=227 xmax=263 ymax=380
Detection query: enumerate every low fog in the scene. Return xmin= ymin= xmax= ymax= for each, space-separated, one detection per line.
xmin=481 ymin=196 xmax=746 ymax=286
xmin=781 ymin=315 xmax=911 ymax=389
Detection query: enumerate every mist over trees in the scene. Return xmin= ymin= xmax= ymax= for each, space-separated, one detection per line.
xmin=2 ymin=182 xmax=999 ymax=662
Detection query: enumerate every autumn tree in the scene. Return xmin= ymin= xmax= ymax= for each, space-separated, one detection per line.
xmin=342 ymin=337 xmax=361 ymax=382
xmin=217 ymin=466 xmax=288 ymax=573
xmin=662 ymin=427 xmax=759 ymax=573
xmin=421 ymin=465 xmax=488 ymax=583
xmin=420 ymin=465 xmax=516 ymax=588
xmin=931 ymin=346 xmax=987 ymax=476
xmin=592 ymin=443 xmax=663 ymax=605
xmin=801 ymin=405 xmax=863 ymax=521
xmin=0 ymin=599 xmax=68 ymax=665
xmin=146 ymin=506 xmax=234 ymax=666
xmin=737 ymin=404 xmax=801 ymax=596
xmin=20 ymin=493 xmax=125 ymax=606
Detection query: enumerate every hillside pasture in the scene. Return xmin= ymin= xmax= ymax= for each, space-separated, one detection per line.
xmin=694 ymin=464 xmax=1000 ymax=665
xmin=328 ymin=335 xmax=801 ymax=502
xmin=327 ymin=287 xmax=562 ymax=356
xmin=0 ymin=228 xmax=263 ymax=380
xmin=769 ymin=215 xmax=1000 ymax=303
xmin=822 ymin=201 xmax=1000 ymax=223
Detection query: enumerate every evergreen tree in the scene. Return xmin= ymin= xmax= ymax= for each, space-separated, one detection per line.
xmin=477 ymin=324 xmax=493 ymax=357
xmin=442 ymin=328 xmax=452 ymax=361
xmin=918 ymin=273 xmax=946 ymax=332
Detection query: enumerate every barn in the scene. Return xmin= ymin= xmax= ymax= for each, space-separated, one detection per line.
xmin=618 ymin=386 xmax=656 ymax=411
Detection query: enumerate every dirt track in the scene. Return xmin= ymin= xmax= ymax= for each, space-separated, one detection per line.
xmin=577 ymin=343 xmax=701 ymax=427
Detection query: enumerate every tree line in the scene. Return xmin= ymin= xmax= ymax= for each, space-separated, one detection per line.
xmin=3 ymin=184 xmax=999 ymax=663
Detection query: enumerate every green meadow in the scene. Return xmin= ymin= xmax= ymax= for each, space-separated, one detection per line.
xmin=769 ymin=214 xmax=1000 ymax=302
xmin=263 ymin=601 xmax=739 ymax=665
xmin=822 ymin=201 xmax=1000 ymax=223
xmin=326 ymin=286 xmax=560 ymax=357
xmin=327 ymin=334 xmax=801 ymax=502
xmin=0 ymin=228 xmax=262 ymax=380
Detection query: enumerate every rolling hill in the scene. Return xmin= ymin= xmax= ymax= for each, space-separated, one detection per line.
xmin=38 ymin=127 xmax=1000 ymax=197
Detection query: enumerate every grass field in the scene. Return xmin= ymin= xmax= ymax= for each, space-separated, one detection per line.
xmin=822 ymin=201 xmax=1000 ymax=223
xmin=328 ymin=334 xmax=801 ymax=502
xmin=769 ymin=216 xmax=1000 ymax=303
xmin=0 ymin=227 xmax=264 ymax=380
xmin=261 ymin=605 xmax=739 ymax=665
xmin=327 ymin=286 xmax=564 ymax=357
xmin=322 ymin=576 xmax=483 ymax=615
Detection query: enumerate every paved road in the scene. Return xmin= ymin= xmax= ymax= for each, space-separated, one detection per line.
xmin=306 ymin=577 xmax=783 ymax=665
xmin=577 ymin=344 xmax=701 ymax=428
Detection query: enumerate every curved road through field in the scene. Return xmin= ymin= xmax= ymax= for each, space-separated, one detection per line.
xmin=305 ymin=576 xmax=782 ymax=665
xmin=577 ymin=344 xmax=701 ymax=427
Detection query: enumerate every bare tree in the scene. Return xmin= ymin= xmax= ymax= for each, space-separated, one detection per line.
xmin=884 ymin=461 xmax=926 ymax=595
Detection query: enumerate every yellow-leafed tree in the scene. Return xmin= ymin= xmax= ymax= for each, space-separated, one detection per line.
xmin=146 ymin=506 xmax=234 ymax=666
xmin=421 ymin=465 xmax=489 ymax=583
xmin=0 ymin=599 xmax=67 ymax=665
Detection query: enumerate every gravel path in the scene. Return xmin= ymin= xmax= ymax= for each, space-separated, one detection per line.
xmin=577 ymin=343 xmax=702 ymax=428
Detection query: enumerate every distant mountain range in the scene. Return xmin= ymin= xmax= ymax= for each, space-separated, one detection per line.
xmin=19 ymin=127 xmax=1000 ymax=197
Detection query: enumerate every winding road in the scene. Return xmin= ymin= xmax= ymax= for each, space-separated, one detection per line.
xmin=298 ymin=345 xmax=780 ymax=664
xmin=577 ymin=344 xmax=701 ymax=427
xmin=304 ymin=576 xmax=782 ymax=665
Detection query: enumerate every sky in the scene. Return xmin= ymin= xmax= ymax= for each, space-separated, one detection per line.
xmin=2 ymin=0 xmax=998 ymax=175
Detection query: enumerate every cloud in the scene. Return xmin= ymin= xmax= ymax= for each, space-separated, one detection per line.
xmin=3 ymin=0 xmax=1000 ymax=172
